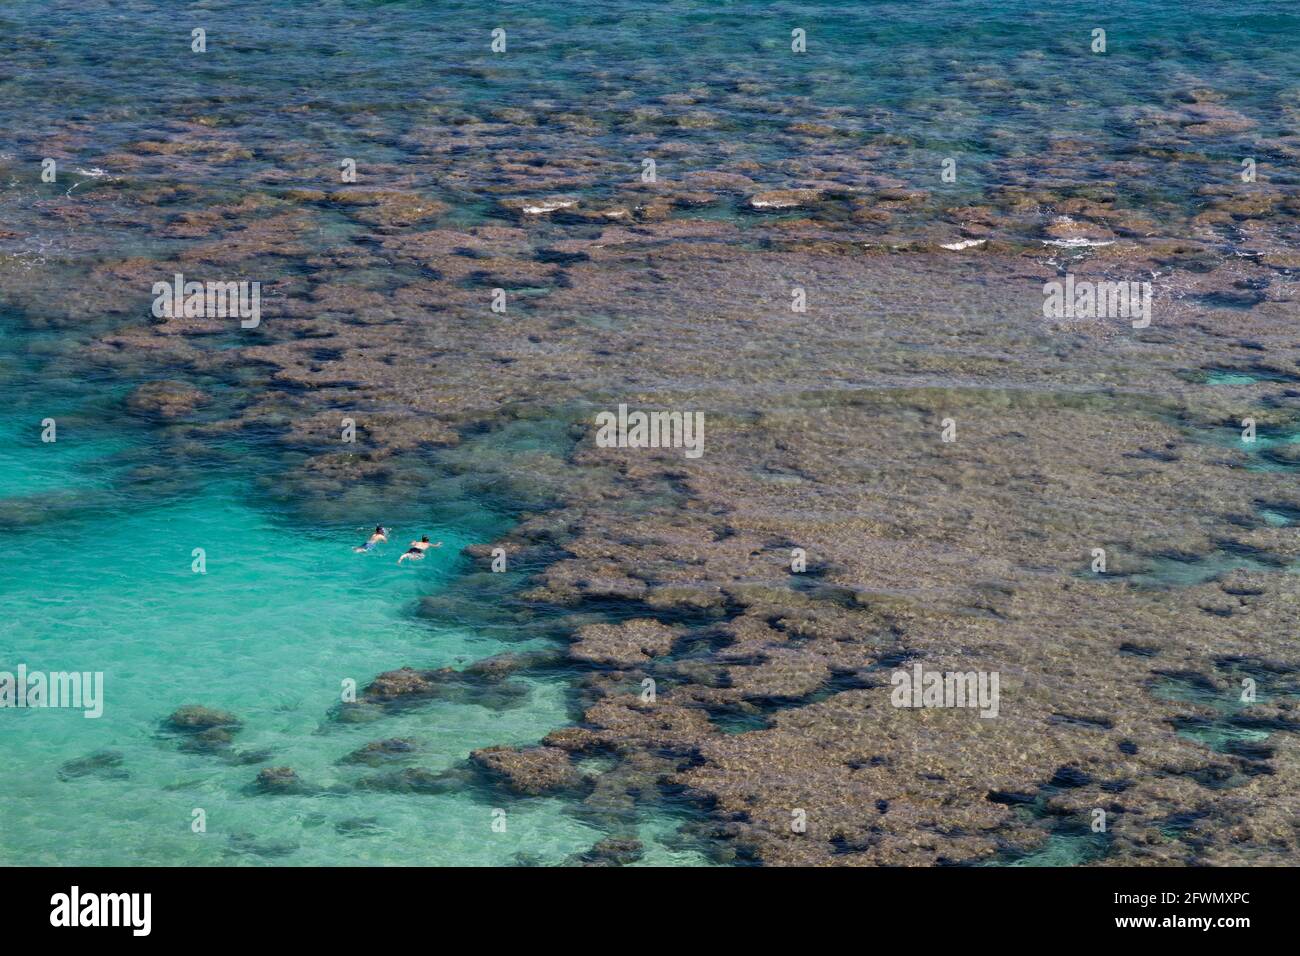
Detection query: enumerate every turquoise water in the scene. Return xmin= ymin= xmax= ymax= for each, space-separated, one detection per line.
xmin=0 ymin=321 xmax=710 ymax=865
xmin=1002 ymin=828 xmax=1111 ymax=868
xmin=1260 ymin=509 xmax=1295 ymax=527
xmin=1153 ymin=671 xmax=1290 ymax=793
xmin=4 ymin=0 xmax=1300 ymax=867
xmin=1195 ymin=420 xmax=1300 ymax=475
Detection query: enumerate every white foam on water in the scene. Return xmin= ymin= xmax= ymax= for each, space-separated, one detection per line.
xmin=1042 ymin=238 xmax=1116 ymax=248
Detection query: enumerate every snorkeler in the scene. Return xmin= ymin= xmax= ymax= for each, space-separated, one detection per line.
xmin=397 ymin=535 xmax=441 ymax=563
xmin=353 ymin=526 xmax=389 ymax=553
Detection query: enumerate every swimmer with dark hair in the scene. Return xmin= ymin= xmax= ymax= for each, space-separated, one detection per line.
xmin=397 ymin=535 xmax=441 ymax=564
xmin=353 ymin=526 xmax=388 ymax=553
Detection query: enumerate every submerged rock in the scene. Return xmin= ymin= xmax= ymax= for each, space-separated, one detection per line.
xmin=335 ymin=817 xmax=386 ymax=837
xmin=42 ymin=96 xmax=1300 ymax=868
xmin=226 ymin=832 xmax=299 ymax=859
xmin=363 ymin=667 xmax=447 ymax=702
xmin=253 ymin=766 xmax=306 ymax=795
xmin=355 ymin=766 xmax=474 ymax=795
xmin=329 ymin=189 xmax=449 ymax=227
xmin=748 ymin=189 xmax=823 ymax=210
xmin=470 ymin=745 xmax=583 ymax=796
xmin=350 ymin=666 xmax=531 ymax=714
xmin=57 ymin=750 xmax=128 ymax=782
xmin=571 ymin=836 xmax=644 ymax=866
xmin=125 ymin=381 xmax=207 ymax=420
xmin=462 ymin=648 xmax=563 ymax=681
xmin=1262 ymin=443 xmax=1300 ymax=467
xmin=164 ymin=705 xmax=242 ymax=733
xmin=332 ymin=701 xmax=386 ymax=724
xmin=341 ymin=738 xmax=421 ymax=767
xmin=177 ymin=727 xmax=237 ymax=754
xmin=569 ymin=618 xmax=681 ymax=667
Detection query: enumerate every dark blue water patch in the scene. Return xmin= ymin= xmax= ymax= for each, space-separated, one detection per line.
xmin=1159 ymin=254 xmax=1222 ymax=275
xmin=1217 ymin=538 xmax=1290 ymax=566
xmin=986 ymin=788 xmax=1036 ymax=808
xmin=1232 ymin=275 xmax=1272 ymax=291
xmin=698 ymin=667 xmax=878 ymax=736
xmin=1156 ymin=809 xmax=1213 ymax=844
xmin=1048 ymin=765 xmax=1095 ymax=789
xmin=1048 ymin=712 xmax=1114 ymax=731
xmin=1119 ymin=642 xmax=1160 ymax=658
xmin=780 ymin=668 xmax=876 ymax=707
xmin=1216 ymin=654 xmax=1295 ymax=674
xmin=546 ymin=593 xmax=746 ymax=636
xmin=1195 ymin=290 xmax=1266 ymax=310
xmin=795 ymin=671 xmax=878 ymax=707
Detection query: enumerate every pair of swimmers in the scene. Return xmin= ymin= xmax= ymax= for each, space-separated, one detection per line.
xmin=353 ymin=526 xmax=441 ymax=563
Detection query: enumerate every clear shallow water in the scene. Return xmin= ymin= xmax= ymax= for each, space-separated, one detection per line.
xmin=4 ymin=0 xmax=1299 ymax=242
xmin=0 ymin=323 xmax=711 ymax=866
xmin=3 ymin=0 xmax=1300 ymax=867
xmin=1001 ymin=825 xmax=1111 ymax=868
xmin=1153 ymin=672 xmax=1292 ymax=794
